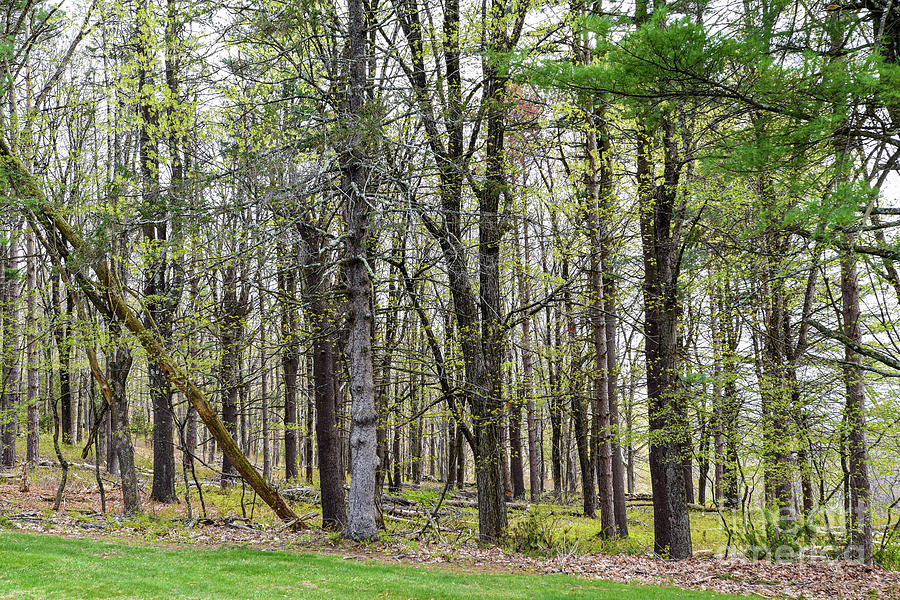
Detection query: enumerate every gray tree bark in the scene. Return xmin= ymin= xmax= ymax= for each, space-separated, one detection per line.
xmin=344 ymin=0 xmax=377 ymax=539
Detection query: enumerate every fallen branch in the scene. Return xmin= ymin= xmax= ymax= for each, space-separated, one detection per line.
xmin=443 ymin=498 xmax=530 ymax=511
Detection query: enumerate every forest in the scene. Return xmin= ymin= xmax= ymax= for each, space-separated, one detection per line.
xmin=1 ymin=0 xmax=900 ymax=596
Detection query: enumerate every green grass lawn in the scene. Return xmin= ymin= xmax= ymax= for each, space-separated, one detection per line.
xmin=0 ymin=532 xmax=751 ymax=600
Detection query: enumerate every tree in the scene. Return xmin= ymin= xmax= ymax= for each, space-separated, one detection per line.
xmin=26 ymin=231 xmax=39 ymax=464
xmin=1 ymin=231 xmax=22 ymax=467
xmin=137 ymin=0 xmax=181 ymax=504
xmin=279 ymin=249 xmax=301 ymax=482
xmin=344 ymin=0 xmax=378 ymax=539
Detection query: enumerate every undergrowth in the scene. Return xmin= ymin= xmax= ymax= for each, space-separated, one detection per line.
xmin=733 ymin=509 xmax=818 ymax=561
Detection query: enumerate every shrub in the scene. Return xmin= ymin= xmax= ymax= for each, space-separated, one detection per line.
xmin=503 ymin=510 xmax=576 ymax=557
xmin=734 ymin=509 xmax=817 ymax=562
xmin=875 ymin=531 xmax=900 ymax=570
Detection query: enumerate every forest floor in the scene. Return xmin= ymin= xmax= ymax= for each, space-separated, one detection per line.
xmin=1 ymin=438 xmax=899 ymax=599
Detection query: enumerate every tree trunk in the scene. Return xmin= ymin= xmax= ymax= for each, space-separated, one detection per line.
xmin=841 ymin=243 xmax=873 ymax=563
xmin=280 ymin=260 xmax=300 ymax=481
xmin=344 ymin=0 xmax=377 ymax=538
xmin=410 ymin=378 xmax=424 ymax=485
xmin=219 ymin=265 xmax=247 ymax=487
xmin=183 ymin=275 xmax=199 ymax=474
xmin=602 ymin=255 xmax=627 ymax=535
xmin=572 ymin=373 xmax=596 ymax=519
xmin=57 ymin=284 xmax=73 ymax=445
xmin=239 ymin=363 xmax=248 ymax=454
xmin=549 ymin=305 xmax=563 ymax=501
xmin=717 ymin=291 xmax=741 ymax=508
xmin=373 ymin=336 xmax=385 ymax=527
xmin=429 ymin=146 xmax=507 ymax=541
xmin=393 ymin=0 xmax=508 ymax=541
xmin=108 ymin=342 xmax=141 ymax=515
xmin=138 ymin=0 xmax=178 ymax=503
xmin=446 ymin=418 xmax=457 ymax=488
xmin=590 ymin=210 xmax=615 ymax=536
xmin=622 ymin=365 xmax=634 ymax=495
xmin=390 ymin=390 xmax=402 ymax=493
xmin=696 ymin=389 xmax=710 ymax=506
xmin=1 ymin=235 xmax=21 ymax=467
xmin=683 ymin=455 xmax=695 ymax=505
xmin=638 ymin=119 xmax=692 ymax=559
xmin=26 ymin=231 xmax=39 ymax=464
xmin=299 ymin=224 xmax=347 ymax=530
xmin=260 ymin=315 xmax=270 ymax=481
xmin=508 ymin=395 xmax=525 ymax=499
xmin=470 ymin=0 xmax=511 ymax=541
xmin=455 ymin=423 xmax=465 ymax=486
xmin=757 ymin=232 xmax=795 ymax=524
xmin=710 ymin=285 xmax=724 ymax=505
xmin=563 ymin=256 xmax=596 ymax=519
xmin=305 ymin=353 xmax=314 ymax=483
xmin=516 ymin=223 xmax=540 ymax=501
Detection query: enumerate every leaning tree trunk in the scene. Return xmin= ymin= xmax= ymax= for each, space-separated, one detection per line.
xmin=5 ymin=137 xmax=299 ymax=522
